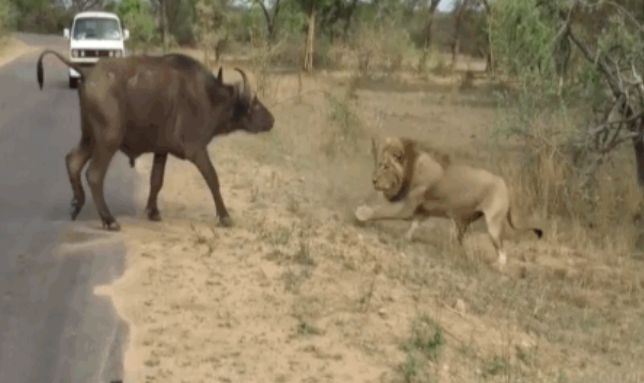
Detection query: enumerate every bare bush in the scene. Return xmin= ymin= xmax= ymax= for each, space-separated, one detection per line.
xmin=248 ymin=30 xmax=285 ymax=101
xmin=330 ymin=21 xmax=414 ymax=77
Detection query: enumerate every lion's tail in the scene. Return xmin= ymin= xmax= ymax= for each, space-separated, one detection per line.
xmin=37 ymin=49 xmax=87 ymax=90
xmin=506 ymin=205 xmax=543 ymax=239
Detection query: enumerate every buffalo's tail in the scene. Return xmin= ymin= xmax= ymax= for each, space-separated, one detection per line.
xmin=37 ymin=49 xmax=87 ymax=90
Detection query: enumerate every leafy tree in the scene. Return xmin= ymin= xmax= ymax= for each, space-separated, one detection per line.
xmin=194 ymin=0 xmax=229 ymax=64
xmin=249 ymin=0 xmax=283 ymax=42
xmin=489 ymin=0 xmax=644 ymax=202
xmin=9 ymin=0 xmax=60 ymax=33
xmin=290 ymin=0 xmax=336 ymax=71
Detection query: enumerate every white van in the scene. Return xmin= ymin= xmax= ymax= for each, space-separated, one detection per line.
xmin=63 ymin=11 xmax=130 ymax=89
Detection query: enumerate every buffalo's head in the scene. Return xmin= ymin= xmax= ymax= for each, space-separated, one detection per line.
xmin=218 ymin=67 xmax=274 ymax=134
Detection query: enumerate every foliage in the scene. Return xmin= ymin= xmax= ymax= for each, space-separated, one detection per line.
xmin=9 ymin=0 xmax=64 ymax=33
xmin=169 ymin=0 xmax=199 ymax=45
xmin=489 ymin=0 xmax=564 ymax=98
xmin=194 ymin=0 xmax=229 ymax=63
xmin=0 ymin=0 xmax=17 ymax=36
xmin=118 ymin=0 xmax=158 ymax=52
xmin=344 ymin=17 xmax=413 ymax=75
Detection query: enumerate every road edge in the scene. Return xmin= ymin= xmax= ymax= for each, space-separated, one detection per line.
xmin=0 ymin=35 xmax=38 ymax=69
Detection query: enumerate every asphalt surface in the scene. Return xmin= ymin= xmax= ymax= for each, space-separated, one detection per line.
xmin=0 ymin=33 xmax=137 ymax=383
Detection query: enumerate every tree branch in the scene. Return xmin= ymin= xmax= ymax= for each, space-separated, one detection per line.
xmin=602 ymin=0 xmax=644 ymax=35
xmin=568 ymin=27 xmax=622 ymax=98
xmin=252 ymin=0 xmax=272 ymax=29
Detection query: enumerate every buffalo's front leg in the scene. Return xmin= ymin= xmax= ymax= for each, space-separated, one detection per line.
xmin=189 ymin=149 xmax=232 ymax=227
xmin=85 ymin=146 xmax=120 ymax=231
xmin=145 ymin=153 xmax=168 ymax=221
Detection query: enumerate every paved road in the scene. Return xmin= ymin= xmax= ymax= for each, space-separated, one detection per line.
xmin=0 ymin=33 xmax=137 ymax=383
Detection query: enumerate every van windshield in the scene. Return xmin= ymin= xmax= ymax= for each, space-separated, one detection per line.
xmin=72 ymin=18 xmax=121 ymax=40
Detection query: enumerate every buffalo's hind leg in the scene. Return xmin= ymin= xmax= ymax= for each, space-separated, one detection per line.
xmin=188 ymin=148 xmax=232 ymax=227
xmin=85 ymin=146 xmax=120 ymax=231
xmin=65 ymin=129 xmax=92 ymax=220
xmin=145 ymin=153 xmax=168 ymax=221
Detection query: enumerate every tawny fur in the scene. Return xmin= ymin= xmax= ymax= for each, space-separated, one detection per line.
xmin=356 ymin=135 xmax=543 ymax=267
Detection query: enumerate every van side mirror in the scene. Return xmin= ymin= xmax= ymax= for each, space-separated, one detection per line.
xmin=123 ymin=29 xmax=130 ymax=41
xmin=64 ymin=28 xmax=70 ymax=40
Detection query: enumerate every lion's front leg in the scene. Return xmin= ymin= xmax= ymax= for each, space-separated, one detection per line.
xmin=355 ymin=188 xmax=425 ymax=222
xmin=404 ymin=220 xmax=420 ymax=241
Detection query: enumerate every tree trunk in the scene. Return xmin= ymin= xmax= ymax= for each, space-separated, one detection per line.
xmin=303 ymin=10 xmax=316 ymax=73
xmin=418 ymin=0 xmax=442 ymax=72
xmin=342 ymin=0 xmax=360 ymax=39
xmin=633 ymin=136 xmax=644 ymax=188
xmin=255 ymin=0 xmax=281 ymax=44
xmin=627 ymin=109 xmax=644 ymax=187
xmin=161 ymin=1 xmax=169 ymax=52
xmin=480 ymin=0 xmax=495 ymax=77
xmin=451 ymin=0 xmax=468 ymax=68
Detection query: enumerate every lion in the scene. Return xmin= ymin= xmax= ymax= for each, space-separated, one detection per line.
xmin=355 ymin=135 xmax=543 ymax=268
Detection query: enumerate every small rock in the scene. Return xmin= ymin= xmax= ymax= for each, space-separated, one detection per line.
xmin=378 ymin=308 xmax=387 ymax=318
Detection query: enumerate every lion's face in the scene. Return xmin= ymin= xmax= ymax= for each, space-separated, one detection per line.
xmin=372 ymin=137 xmax=406 ymax=197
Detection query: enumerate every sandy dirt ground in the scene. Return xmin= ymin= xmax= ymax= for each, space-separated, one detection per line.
xmin=92 ymin=56 xmax=644 ymax=383
xmin=96 ymin=140 xmax=545 ymax=383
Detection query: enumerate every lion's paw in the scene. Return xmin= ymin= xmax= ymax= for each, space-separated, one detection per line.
xmin=355 ymin=205 xmax=374 ymax=222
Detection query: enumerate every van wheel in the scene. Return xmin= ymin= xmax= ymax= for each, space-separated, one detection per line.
xmin=69 ymin=77 xmax=78 ymax=89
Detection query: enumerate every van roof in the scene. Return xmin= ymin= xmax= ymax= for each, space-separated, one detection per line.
xmin=73 ymin=11 xmax=120 ymax=20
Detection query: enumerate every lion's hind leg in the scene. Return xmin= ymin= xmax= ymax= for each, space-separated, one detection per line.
xmin=483 ymin=210 xmax=508 ymax=267
xmin=455 ymin=211 xmax=484 ymax=244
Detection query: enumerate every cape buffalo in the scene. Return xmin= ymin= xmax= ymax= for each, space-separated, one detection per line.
xmin=37 ymin=50 xmax=275 ymax=231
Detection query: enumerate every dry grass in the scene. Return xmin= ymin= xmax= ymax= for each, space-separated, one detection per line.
xmin=0 ymin=36 xmax=36 ymax=69
xmin=240 ymin=49 xmax=644 ymax=380
xmin=99 ymin=36 xmax=644 ymax=383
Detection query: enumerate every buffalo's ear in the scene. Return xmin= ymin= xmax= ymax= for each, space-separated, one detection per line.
xmin=216 ymin=67 xmax=224 ymax=85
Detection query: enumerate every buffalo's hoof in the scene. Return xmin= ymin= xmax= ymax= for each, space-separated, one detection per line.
xmin=146 ymin=208 xmax=162 ymax=222
xmin=70 ymin=207 xmax=81 ymax=221
xmin=218 ymin=216 xmax=233 ymax=227
xmin=102 ymin=220 xmax=121 ymax=231
xmin=70 ymin=198 xmax=83 ymax=220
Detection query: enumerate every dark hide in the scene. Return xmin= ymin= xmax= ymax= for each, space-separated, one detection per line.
xmin=36 ymin=50 xmax=275 ymax=231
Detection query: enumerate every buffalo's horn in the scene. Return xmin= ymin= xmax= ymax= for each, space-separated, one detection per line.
xmin=234 ymin=67 xmax=251 ymax=97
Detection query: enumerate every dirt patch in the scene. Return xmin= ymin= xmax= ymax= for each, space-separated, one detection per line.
xmin=0 ymin=36 xmax=36 ymax=69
